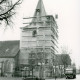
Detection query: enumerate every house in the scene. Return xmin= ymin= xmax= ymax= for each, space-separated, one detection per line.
xmin=0 ymin=40 xmax=20 ymax=77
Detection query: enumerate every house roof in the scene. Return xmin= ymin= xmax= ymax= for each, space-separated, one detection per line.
xmin=0 ymin=40 xmax=20 ymax=58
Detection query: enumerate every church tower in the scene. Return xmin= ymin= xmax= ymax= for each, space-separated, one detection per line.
xmin=20 ymin=0 xmax=58 ymax=78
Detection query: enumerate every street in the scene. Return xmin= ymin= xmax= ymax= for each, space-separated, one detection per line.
xmin=0 ymin=74 xmax=79 ymax=80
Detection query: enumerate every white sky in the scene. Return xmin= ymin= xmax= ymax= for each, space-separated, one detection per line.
xmin=0 ymin=0 xmax=80 ymax=68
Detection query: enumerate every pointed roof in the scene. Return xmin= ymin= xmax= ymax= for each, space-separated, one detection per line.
xmin=32 ymin=0 xmax=46 ymax=22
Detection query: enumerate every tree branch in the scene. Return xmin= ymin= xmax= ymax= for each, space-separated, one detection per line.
xmin=0 ymin=0 xmax=21 ymax=16
xmin=0 ymin=0 xmax=6 ymax=4
xmin=0 ymin=0 xmax=23 ymax=26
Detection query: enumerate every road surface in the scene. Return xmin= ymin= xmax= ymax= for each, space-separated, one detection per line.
xmin=0 ymin=74 xmax=80 ymax=80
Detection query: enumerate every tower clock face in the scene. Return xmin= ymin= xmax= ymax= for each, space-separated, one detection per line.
xmin=32 ymin=30 xmax=37 ymax=37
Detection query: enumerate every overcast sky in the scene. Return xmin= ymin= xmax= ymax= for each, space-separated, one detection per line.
xmin=0 ymin=0 xmax=80 ymax=68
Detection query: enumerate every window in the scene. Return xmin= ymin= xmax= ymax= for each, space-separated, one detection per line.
xmin=36 ymin=9 xmax=40 ymax=12
xmin=46 ymin=16 xmax=50 ymax=20
xmin=32 ymin=30 xmax=37 ymax=37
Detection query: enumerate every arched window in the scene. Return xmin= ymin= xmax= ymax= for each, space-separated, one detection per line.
xmin=32 ymin=30 xmax=37 ymax=37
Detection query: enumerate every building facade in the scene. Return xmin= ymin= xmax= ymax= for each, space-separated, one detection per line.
xmin=20 ymin=0 xmax=58 ymax=78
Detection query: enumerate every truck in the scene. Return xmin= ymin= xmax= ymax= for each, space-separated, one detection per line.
xmin=65 ymin=66 xmax=76 ymax=79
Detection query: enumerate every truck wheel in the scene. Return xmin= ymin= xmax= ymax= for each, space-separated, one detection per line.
xmin=74 ymin=75 xmax=76 ymax=78
xmin=72 ymin=75 xmax=74 ymax=79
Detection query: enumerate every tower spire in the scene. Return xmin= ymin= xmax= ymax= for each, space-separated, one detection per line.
xmin=32 ymin=0 xmax=46 ymax=22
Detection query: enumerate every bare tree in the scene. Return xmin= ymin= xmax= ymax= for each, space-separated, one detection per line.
xmin=61 ymin=54 xmax=71 ymax=67
xmin=60 ymin=46 xmax=72 ymax=74
xmin=0 ymin=0 xmax=22 ymax=26
xmin=61 ymin=46 xmax=71 ymax=66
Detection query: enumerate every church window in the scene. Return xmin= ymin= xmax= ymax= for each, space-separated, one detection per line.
xmin=36 ymin=9 xmax=40 ymax=12
xmin=46 ymin=16 xmax=50 ymax=20
xmin=32 ymin=30 xmax=37 ymax=37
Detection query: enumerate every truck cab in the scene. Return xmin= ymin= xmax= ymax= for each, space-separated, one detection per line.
xmin=65 ymin=66 xmax=76 ymax=79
